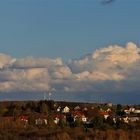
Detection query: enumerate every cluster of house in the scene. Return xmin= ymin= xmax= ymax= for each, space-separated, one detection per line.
xmin=1 ymin=104 xmax=140 ymax=126
xmin=99 ymin=105 xmax=140 ymax=124
xmin=122 ymin=106 xmax=140 ymax=123
xmin=1 ymin=105 xmax=88 ymax=126
xmin=54 ymin=105 xmax=87 ymax=125
xmin=124 ymin=106 xmax=140 ymax=114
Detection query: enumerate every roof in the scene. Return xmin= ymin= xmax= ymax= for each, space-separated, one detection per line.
xmin=100 ymin=111 xmax=109 ymax=116
xmin=71 ymin=111 xmax=85 ymax=117
xmin=53 ymin=114 xmax=65 ymax=119
xmin=20 ymin=115 xmax=28 ymax=120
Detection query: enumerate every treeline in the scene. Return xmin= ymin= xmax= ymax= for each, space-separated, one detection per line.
xmin=0 ymin=100 xmax=55 ymax=116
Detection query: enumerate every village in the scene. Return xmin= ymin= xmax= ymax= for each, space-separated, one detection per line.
xmin=0 ymin=100 xmax=140 ymax=129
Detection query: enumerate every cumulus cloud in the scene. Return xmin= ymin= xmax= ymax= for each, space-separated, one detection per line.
xmin=0 ymin=53 xmax=16 ymax=69
xmin=11 ymin=56 xmax=63 ymax=69
xmin=0 ymin=68 xmax=49 ymax=92
xmin=67 ymin=42 xmax=140 ymax=92
xmin=0 ymin=42 xmax=140 ymax=99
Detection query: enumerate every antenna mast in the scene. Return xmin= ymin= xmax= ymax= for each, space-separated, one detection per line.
xmin=44 ymin=92 xmax=47 ymax=100
xmin=48 ymin=92 xmax=52 ymax=100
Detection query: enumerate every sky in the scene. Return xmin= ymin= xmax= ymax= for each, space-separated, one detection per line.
xmin=0 ymin=0 xmax=140 ymax=104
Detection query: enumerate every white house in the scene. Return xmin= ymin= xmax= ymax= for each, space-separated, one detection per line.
xmin=63 ymin=106 xmax=70 ymax=113
xmin=54 ymin=117 xmax=59 ymax=124
xmin=123 ymin=116 xmax=129 ymax=123
xmin=91 ymin=106 xmax=94 ymax=110
xmin=124 ymin=109 xmax=130 ymax=114
xmin=57 ymin=106 xmax=61 ymax=112
xmin=74 ymin=106 xmax=81 ymax=110
xmin=129 ymin=107 xmax=135 ymax=112
xmin=134 ymin=110 xmax=140 ymax=114
xmin=100 ymin=111 xmax=109 ymax=119
xmin=35 ymin=118 xmax=43 ymax=125
xmin=106 ymin=108 xmax=112 ymax=112
xmin=113 ymin=118 xmax=116 ymax=123
xmin=129 ymin=117 xmax=140 ymax=122
xmin=107 ymin=102 xmax=113 ymax=107
xmin=81 ymin=115 xmax=87 ymax=122
xmin=83 ymin=107 xmax=88 ymax=111
xmin=44 ymin=119 xmax=48 ymax=125
xmin=54 ymin=114 xmax=66 ymax=124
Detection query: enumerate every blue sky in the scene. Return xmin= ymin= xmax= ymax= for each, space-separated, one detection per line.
xmin=0 ymin=0 xmax=140 ymax=104
xmin=0 ymin=0 xmax=140 ymax=61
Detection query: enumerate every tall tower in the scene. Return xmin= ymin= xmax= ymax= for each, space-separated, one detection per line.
xmin=44 ymin=92 xmax=47 ymax=100
xmin=48 ymin=92 xmax=52 ymax=100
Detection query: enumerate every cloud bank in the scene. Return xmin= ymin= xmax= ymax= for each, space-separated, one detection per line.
xmin=0 ymin=42 xmax=140 ymax=101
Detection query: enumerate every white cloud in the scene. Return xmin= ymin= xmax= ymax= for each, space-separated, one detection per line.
xmin=12 ymin=56 xmax=63 ymax=69
xmin=0 ymin=53 xmax=16 ymax=69
xmin=0 ymin=42 xmax=140 ymax=96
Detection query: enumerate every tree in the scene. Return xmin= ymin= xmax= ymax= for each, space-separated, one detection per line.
xmin=92 ymin=116 xmax=104 ymax=128
xmin=0 ymin=103 xmax=8 ymax=116
xmin=116 ymin=104 xmax=125 ymax=116
xmin=40 ymin=102 xmax=48 ymax=114
xmin=28 ymin=113 xmax=36 ymax=125
xmin=59 ymin=118 xmax=67 ymax=128
xmin=13 ymin=108 xmax=21 ymax=121
xmin=106 ymin=116 xmax=114 ymax=127
xmin=47 ymin=114 xmax=55 ymax=127
xmin=74 ymin=117 xmax=82 ymax=127
xmin=116 ymin=104 xmax=122 ymax=111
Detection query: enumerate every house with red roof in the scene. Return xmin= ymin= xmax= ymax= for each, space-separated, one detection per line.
xmin=35 ymin=115 xmax=48 ymax=125
xmin=19 ymin=115 xmax=28 ymax=122
xmin=71 ymin=111 xmax=87 ymax=122
xmin=99 ymin=111 xmax=109 ymax=119
xmin=53 ymin=114 xmax=66 ymax=124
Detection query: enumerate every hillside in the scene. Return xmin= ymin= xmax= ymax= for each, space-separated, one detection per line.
xmin=0 ymin=100 xmax=140 ymax=140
